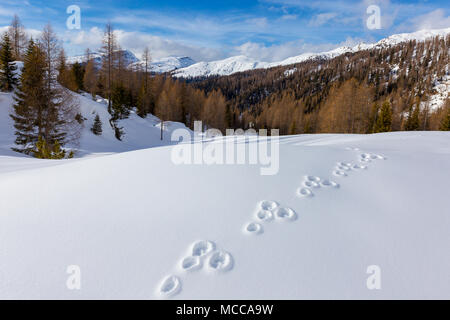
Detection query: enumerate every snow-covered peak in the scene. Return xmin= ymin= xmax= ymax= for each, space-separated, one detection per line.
xmin=67 ymin=49 xmax=140 ymax=67
xmin=173 ymin=27 xmax=450 ymax=78
xmin=375 ymin=28 xmax=450 ymax=48
xmin=172 ymin=55 xmax=270 ymax=78
xmin=129 ymin=56 xmax=196 ymax=73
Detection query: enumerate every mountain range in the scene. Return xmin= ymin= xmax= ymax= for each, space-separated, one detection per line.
xmin=67 ymin=28 xmax=450 ymax=78
xmin=171 ymin=28 xmax=450 ymax=78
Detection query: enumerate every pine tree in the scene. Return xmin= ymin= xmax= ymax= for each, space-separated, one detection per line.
xmin=10 ymin=39 xmax=46 ymax=154
xmin=111 ymin=83 xmax=131 ymax=120
xmin=374 ymin=101 xmax=392 ymax=133
xmin=368 ymin=103 xmax=379 ymax=133
xmin=71 ymin=62 xmax=84 ymax=92
xmin=91 ymin=114 xmax=103 ymax=135
xmin=57 ymin=48 xmax=76 ymax=90
xmin=405 ymin=104 xmax=420 ymax=131
xmin=0 ymin=33 xmax=18 ymax=91
xmin=34 ymin=136 xmax=66 ymax=159
xmin=34 ymin=135 xmax=51 ymax=159
xmin=11 ymin=26 xmax=70 ymax=158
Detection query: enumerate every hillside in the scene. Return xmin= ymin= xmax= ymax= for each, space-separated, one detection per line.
xmin=0 ymin=88 xmax=191 ymax=160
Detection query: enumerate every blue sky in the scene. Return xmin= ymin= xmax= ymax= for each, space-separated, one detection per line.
xmin=0 ymin=0 xmax=449 ymax=61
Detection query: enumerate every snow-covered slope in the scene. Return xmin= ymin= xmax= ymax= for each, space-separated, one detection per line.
xmin=0 ymin=89 xmax=191 ymax=162
xmin=130 ymin=56 xmax=196 ymax=73
xmin=67 ymin=49 xmax=140 ymax=67
xmin=0 ymin=131 xmax=449 ymax=299
xmin=173 ymin=28 xmax=450 ymax=78
xmin=68 ymin=51 xmax=195 ymax=73
xmin=170 ymin=56 xmax=269 ymax=78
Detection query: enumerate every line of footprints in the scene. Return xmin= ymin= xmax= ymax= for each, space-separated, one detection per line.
xmin=244 ymin=150 xmax=386 ymax=235
xmin=157 ymin=149 xmax=386 ymax=297
xmin=157 ymin=240 xmax=234 ymax=298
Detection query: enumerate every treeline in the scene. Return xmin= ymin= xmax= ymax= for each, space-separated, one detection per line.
xmin=193 ymin=35 xmax=450 ymax=133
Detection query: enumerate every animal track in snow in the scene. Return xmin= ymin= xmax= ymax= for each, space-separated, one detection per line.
xmin=297 ymin=187 xmax=314 ymax=197
xmin=180 ymin=256 xmax=202 ymax=272
xmin=337 ymin=162 xmax=352 ymax=167
xmin=245 ymin=222 xmax=264 ymax=235
xmin=259 ymin=200 xmax=278 ymax=211
xmin=192 ymin=240 xmax=215 ymax=257
xmin=274 ymin=207 xmax=297 ymax=222
xmin=360 ymin=153 xmax=386 ymax=162
xmin=303 ymin=180 xmax=320 ymax=188
xmin=305 ymin=175 xmax=321 ymax=183
xmin=158 ymin=275 xmax=182 ymax=297
xmin=320 ymin=179 xmax=340 ymax=188
xmin=244 ymin=199 xmax=298 ymax=236
xmin=333 ymin=170 xmax=348 ymax=177
xmin=255 ymin=209 xmax=274 ymax=222
xmin=157 ymin=240 xmax=234 ymax=298
xmin=208 ymin=250 xmax=234 ymax=272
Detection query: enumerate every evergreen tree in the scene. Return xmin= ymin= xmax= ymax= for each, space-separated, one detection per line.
xmin=10 ymin=39 xmax=46 ymax=154
xmin=374 ymin=101 xmax=392 ymax=133
xmin=111 ymin=83 xmax=131 ymax=120
xmin=91 ymin=114 xmax=103 ymax=135
xmin=57 ymin=48 xmax=76 ymax=90
xmin=34 ymin=136 xmax=66 ymax=159
xmin=0 ymin=33 xmax=18 ymax=91
xmin=11 ymin=27 xmax=69 ymax=158
xmin=405 ymin=104 xmax=420 ymax=131
xmin=71 ymin=62 xmax=85 ymax=92
xmin=368 ymin=103 xmax=379 ymax=133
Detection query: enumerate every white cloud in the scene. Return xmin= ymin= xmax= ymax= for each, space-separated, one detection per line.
xmin=245 ymin=17 xmax=269 ymax=28
xmin=0 ymin=25 xmax=41 ymax=41
xmin=62 ymin=27 xmax=224 ymax=62
xmin=410 ymin=9 xmax=450 ymax=31
xmin=280 ymin=14 xmax=297 ymax=21
xmin=233 ymin=36 xmax=366 ymax=62
xmin=308 ymin=12 xmax=338 ymax=27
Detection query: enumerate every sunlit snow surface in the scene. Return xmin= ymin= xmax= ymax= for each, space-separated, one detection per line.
xmin=1 ymin=108 xmax=449 ymax=298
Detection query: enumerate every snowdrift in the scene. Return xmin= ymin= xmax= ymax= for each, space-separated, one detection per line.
xmin=0 ymin=130 xmax=449 ymax=299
